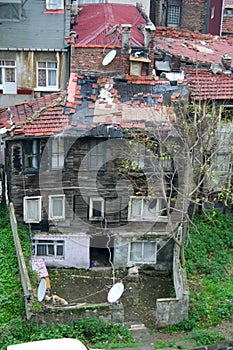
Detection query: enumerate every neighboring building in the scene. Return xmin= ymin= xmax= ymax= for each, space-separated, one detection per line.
xmin=150 ymin=0 xmax=224 ymax=35
xmin=0 ymin=0 xmax=71 ymax=108
xmin=222 ymin=0 xmax=233 ymax=35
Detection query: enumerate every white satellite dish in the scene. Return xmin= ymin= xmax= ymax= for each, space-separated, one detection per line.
xmin=37 ymin=278 xmax=46 ymax=302
xmin=107 ymin=282 xmax=124 ymax=303
xmin=102 ymin=49 xmax=116 ymax=66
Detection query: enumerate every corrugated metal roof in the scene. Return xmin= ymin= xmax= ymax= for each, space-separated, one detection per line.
xmin=0 ymin=0 xmax=69 ymax=49
xmin=73 ymin=4 xmax=146 ymax=47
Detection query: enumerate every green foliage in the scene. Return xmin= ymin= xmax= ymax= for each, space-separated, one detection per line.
xmin=182 ymin=329 xmax=226 ymax=346
xmin=0 ymin=318 xmax=135 ymax=350
xmin=172 ymin=210 xmax=233 ymax=331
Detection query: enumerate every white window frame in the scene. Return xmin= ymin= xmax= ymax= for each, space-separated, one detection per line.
xmin=46 ymin=0 xmax=64 ymax=10
xmin=23 ymin=196 xmax=42 ymax=223
xmin=128 ymin=241 xmax=157 ymax=263
xmin=51 ymin=137 xmax=65 ymax=169
xmin=0 ymin=60 xmax=17 ymax=94
xmin=128 ymin=196 xmax=166 ymax=221
xmin=89 ymin=197 xmax=104 ymax=220
xmin=32 ymin=239 xmax=64 ymax=258
xmin=36 ymin=61 xmax=58 ymax=91
xmin=49 ymin=194 xmax=65 ymax=220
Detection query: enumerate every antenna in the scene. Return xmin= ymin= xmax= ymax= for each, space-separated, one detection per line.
xmin=37 ymin=278 xmax=46 ymax=302
xmin=102 ymin=50 xmax=117 ymax=66
xmin=107 ymin=282 xmax=124 ymax=303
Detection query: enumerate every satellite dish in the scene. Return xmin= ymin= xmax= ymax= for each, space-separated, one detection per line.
xmin=107 ymin=282 xmax=124 ymax=303
xmin=37 ymin=278 xmax=46 ymax=302
xmin=102 ymin=49 xmax=116 ymax=66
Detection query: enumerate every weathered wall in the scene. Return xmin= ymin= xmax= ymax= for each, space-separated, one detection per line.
xmin=181 ymin=0 xmax=207 ymax=32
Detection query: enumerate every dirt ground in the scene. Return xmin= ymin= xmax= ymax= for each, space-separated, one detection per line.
xmin=47 ymin=267 xmax=175 ymax=329
xmin=45 ymin=267 xmax=233 ymax=349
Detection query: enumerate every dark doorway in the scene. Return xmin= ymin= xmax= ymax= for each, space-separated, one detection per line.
xmin=90 ymin=235 xmax=114 ymax=267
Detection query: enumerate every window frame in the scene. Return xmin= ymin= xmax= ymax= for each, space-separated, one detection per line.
xmin=0 ymin=60 xmax=16 ymax=94
xmin=46 ymin=0 xmax=64 ymax=10
xmin=167 ymin=5 xmax=181 ymax=27
xmin=22 ymin=139 xmax=40 ymax=173
xmin=128 ymin=241 xmax=157 ymax=263
xmin=36 ymin=61 xmax=58 ymax=91
xmin=128 ymin=196 xmax=166 ymax=221
xmin=51 ymin=137 xmax=65 ymax=170
xmin=23 ymin=196 xmax=42 ymax=223
xmin=89 ymin=197 xmax=105 ymax=221
xmin=32 ymin=239 xmax=64 ymax=258
xmin=49 ymin=194 xmax=65 ymax=220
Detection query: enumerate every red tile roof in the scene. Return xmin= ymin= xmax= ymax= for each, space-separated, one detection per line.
xmin=154 ymin=27 xmax=233 ymax=65
xmin=72 ymin=4 xmax=146 ymax=47
xmin=0 ymin=92 xmax=70 ymax=137
xmin=186 ymin=70 xmax=233 ymax=100
xmin=222 ymin=16 xmax=233 ymax=34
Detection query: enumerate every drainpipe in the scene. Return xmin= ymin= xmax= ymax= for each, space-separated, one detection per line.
xmin=220 ymin=0 xmax=225 ymax=35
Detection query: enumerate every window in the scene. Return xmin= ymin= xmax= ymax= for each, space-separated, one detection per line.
xmin=46 ymin=0 xmax=63 ymax=10
xmin=33 ymin=239 xmax=64 ymax=257
xmin=129 ymin=241 xmax=157 ymax=263
xmin=224 ymin=8 xmax=233 ymax=16
xmin=51 ymin=137 xmax=65 ymax=169
xmin=167 ymin=5 xmax=180 ymax=27
xmin=37 ymin=61 xmax=58 ymax=90
xmin=23 ymin=140 xmax=40 ymax=172
xmin=49 ymin=195 xmax=65 ymax=220
xmin=88 ymin=139 xmax=105 ymax=170
xmin=128 ymin=196 xmax=165 ymax=220
xmin=216 ymin=154 xmax=230 ymax=173
xmin=0 ymin=60 xmax=16 ymax=94
xmin=89 ymin=197 xmax=104 ymax=220
xmin=24 ymin=196 xmax=42 ymax=223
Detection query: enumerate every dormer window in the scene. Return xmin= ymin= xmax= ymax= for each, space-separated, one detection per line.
xmin=46 ymin=0 xmax=64 ymax=10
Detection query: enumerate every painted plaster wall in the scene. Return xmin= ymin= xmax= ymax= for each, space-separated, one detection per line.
xmin=33 ymin=234 xmax=90 ymax=269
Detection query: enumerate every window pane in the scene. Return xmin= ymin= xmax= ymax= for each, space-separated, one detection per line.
xmin=38 ymin=69 xmax=46 ymax=87
xmin=57 ymin=245 xmax=63 ymax=256
xmin=92 ymin=200 xmax=102 ymax=217
xmin=38 ymin=62 xmax=46 ymax=68
xmin=37 ymin=244 xmax=46 ymax=256
xmin=142 ymin=199 xmax=157 ymax=218
xmin=144 ymin=242 xmax=155 ymax=261
xmin=167 ymin=5 xmax=180 ymax=26
xmin=27 ymin=199 xmax=39 ymax=221
xmin=5 ymin=68 xmax=15 ymax=82
xmin=53 ymin=198 xmax=63 ymax=217
xmin=130 ymin=242 xmax=142 ymax=261
xmin=48 ymin=245 xmax=55 ymax=255
xmin=48 ymin=69 xmax=56 ymax=86
xmin=131 ymin=198 xmax=142 ymax=216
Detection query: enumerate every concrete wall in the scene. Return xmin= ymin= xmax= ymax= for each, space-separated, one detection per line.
xmin=155 ymin=244 xmax=189 ymax=328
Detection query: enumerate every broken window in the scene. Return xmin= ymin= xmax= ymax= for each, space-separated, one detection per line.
xmin=128 ymin=196 xmax=166 ymax=220
xmin=129 ymin=241 xmax=157 ymax=263
xmin=89 ymin=197 xmax=104 ymax=220
xmin=49 ymin=195 xmax=65 ymax=220
xmin=88 ymin=139 xmax=106 ymax=170
xmin=167 ymin=5 xmax=180 ymax=27
xmin=0 ymin=60 xmax=16 ymax=94
xmin=23 ymin=196 xmax=42 ymax=223
xmin=37 ymin=61 xmax=58 ymax=90
xmin=51 ymin=137 xmax=65 ymax=169
xmin=33 ymin=239 xmax=64 ymax=257
xmin=23 ymin=140 xmax=40 ymax=172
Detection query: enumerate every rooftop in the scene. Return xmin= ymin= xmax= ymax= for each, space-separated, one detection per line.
xmin=72 ymin=4 xmax=147 ymax=47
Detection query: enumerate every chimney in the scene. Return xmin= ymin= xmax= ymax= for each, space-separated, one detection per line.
xmin=221 ymin=54 xmax=232 ymax=70
xmin=144 ymin=22 xmax=155 ymax=48
xmin=121 ymin=24 xmax=132 ymax=49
